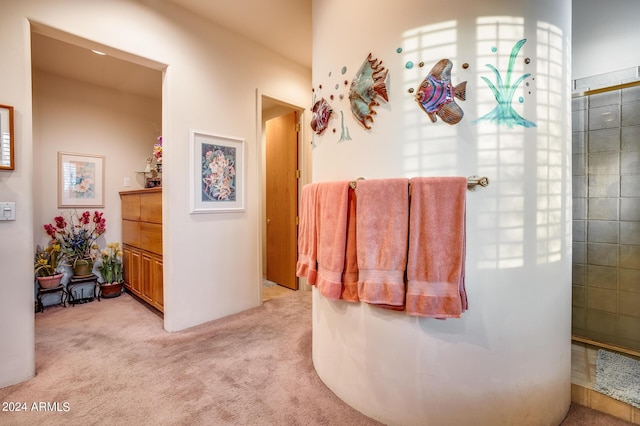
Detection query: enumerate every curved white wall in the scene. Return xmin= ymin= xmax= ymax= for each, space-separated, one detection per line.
xmin=311 ymin=0 xmax=572 ymax=424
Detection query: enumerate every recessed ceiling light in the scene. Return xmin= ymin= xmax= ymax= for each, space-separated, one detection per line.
xmin=91 ymin=49 xmax=106 ymax=56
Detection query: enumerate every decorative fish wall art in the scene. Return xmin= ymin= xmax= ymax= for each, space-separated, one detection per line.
xmin=348 ymin=53 xmax=389 ymax=129
xmin=310 ymin=97 xmax=333 ymax=135
xmin=415 ymin=59 xmax=467 ymax=125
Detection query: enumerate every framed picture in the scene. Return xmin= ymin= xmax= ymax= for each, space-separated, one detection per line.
xmin=0 ymin=104 xmax=15 ymax=170
xmin=190 ymin=130 xmax=245 ymax=213
xmin=58 ymin=152 xmax=105 ymax=208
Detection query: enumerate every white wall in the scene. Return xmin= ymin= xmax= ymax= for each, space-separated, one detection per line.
xmin=311 ymin=0 xmax=572 ymax=424
xmin=572 ymin=0 xmax=640 ymax=80
xmin=0 ymin=0 xmax=310 ymax=388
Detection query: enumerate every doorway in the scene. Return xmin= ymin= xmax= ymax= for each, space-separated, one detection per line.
xmin=266 ymin=110 xmax=299 ymax=290
xmin=31 ymin=28 xmax=165 ymax=313
xmin=261 ymin=96 xmax=304 ymax=295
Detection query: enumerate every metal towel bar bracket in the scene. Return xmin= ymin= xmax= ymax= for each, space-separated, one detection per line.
xmin=466 ymin=176 xmax=490 ymax=191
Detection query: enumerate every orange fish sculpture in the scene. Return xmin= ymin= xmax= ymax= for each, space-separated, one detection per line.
xmin=415 ymin=59 xmax=467 ymax=125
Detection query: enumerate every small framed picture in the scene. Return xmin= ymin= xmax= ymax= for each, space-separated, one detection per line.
xmin=189 ymin=130 xmax=245 ymax=213
xmin=58 ymin=152 xmax=105 ymax=208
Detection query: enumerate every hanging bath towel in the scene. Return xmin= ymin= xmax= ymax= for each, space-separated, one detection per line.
xmin=315 ymin=181 xmax=351 ymax=300
xmin=341 ymin=186 xmax=359 ymax=302
xmin=356 ymin=178 xmax=410 ymax=307
xmin=296 ymin=183 xmax=319 ymax=285
xmin=406 ymin=177 xmax=467 ymax=318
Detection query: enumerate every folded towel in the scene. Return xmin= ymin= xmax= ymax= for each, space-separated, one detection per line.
xmin=315 ymin=181 xmax=351 ymax=300
xmin=356 ymin=178 xmax=410 ymax=307
xmin=340 ymin=186 xmax=359 ymax=302
xmin=296 ymin=183 xmax=319 ymax=285
xmin=406 ymin=177 xmax=467 ymax=318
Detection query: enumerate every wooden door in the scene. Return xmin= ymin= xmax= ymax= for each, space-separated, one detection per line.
xmin=266 ymin=111 xmax=298 ymax=290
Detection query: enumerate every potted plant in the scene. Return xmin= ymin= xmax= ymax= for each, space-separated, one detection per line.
xmin=34 ymin=243 xmax=64 ymax=289
xmin=43 ymin=210 xmax=106 ymax=277
xmin=98 ymin=242 xmax=124 ymax=298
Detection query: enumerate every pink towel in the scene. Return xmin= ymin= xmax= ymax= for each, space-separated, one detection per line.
xmin=296 ymin=183 xmax=319 ymax=285
xmin=406 ymin=177 xmax=467 ymax=318
xmin=340 ymin=186 xmax=359 ymax=302
xmin=356 ymin=178 xmax=409 ymax=307
xmin=315 ymin=181 xmax=350 ymax=300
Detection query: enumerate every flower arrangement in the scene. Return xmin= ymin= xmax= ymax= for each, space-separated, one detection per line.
xmin=98 ymin=242 xmax=123 ymax=284
xmin=202 ymin=147 xmax=236 ymax=201
xmin=34 ymin=243 xmax=62 ymax=277
xmin=43 ymin=210 xmax=106 ymax=268
xmin=153 ymin=136 xmax=162 ymax=164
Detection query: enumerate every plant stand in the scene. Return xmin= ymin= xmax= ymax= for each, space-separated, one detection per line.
xmin=36 ymin=284 xmax=67 ymax=313
xmin=67 ymin=274 xmax=100 ymax=305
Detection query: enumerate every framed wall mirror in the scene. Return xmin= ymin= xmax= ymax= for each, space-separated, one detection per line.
xmin=0 ymin=104 xmax=15 ymax=170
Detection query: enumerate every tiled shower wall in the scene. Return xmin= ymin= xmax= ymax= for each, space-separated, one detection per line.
xmin=572 ymin=80 xmax=640 ymax=352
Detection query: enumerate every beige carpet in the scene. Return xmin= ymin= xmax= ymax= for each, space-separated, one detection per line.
xmin=0 ymin=291 xmax=630 ymax=425
xmin=0 ymin=291 xmax=380 ymax=425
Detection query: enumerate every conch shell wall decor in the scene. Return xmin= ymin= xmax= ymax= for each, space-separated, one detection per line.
xmin=348 ymin=53 xmax=389 ymax=129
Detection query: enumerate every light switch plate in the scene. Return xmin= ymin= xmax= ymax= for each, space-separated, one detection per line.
xmin=0 ymin=202 xmax=16 ymax=221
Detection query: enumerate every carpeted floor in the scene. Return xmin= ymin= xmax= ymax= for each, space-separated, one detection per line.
xmin=0 ymin=291 xmax=632 ymax=425
xmin=561 ymin=403 xmax=634 ymax=425
xmin=1 ymin=291 xmax=380 ymax=425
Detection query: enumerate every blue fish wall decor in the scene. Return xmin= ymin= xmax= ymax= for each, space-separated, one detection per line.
xmin=415 ymin=59 xmax=467 ymax=125
xmin=348 ymin=53 xmax=389 ymax=129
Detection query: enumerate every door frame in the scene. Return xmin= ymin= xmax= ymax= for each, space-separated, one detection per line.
xmin=256 ymin=90 xmax=309 ymax=304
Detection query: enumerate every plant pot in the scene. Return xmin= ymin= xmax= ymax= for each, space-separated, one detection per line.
xmin=73 ymin=259 xmax=94 ymax=278
xmin=101 ymin=282 xmax=123 ymax=298
xmin=36 ymin=273 xmax=64 ymax=289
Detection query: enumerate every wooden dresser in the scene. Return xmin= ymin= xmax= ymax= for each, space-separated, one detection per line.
xmin=119 ymin=188 xmax=163 ymax=312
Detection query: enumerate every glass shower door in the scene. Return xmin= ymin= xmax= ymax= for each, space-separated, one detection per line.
xmin=571 ymin=75 xmax=640 ymax=353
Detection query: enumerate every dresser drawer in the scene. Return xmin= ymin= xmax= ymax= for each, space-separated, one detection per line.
xmin=121 ymin=194 xmax=141 ymax=221
xmin=140 ymin=191 xmax=162 ymax=224
xmin=140 ymin=222 xmax=162 ymax=255
xmin=122 ymin=220 xmax=140 ymax=247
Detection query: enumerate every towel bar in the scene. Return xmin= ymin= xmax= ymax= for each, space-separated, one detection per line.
xmin=348 ymin=176 xmax=490 ymax=191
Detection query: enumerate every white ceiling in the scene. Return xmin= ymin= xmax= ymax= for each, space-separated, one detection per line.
xmin=31 ymin=1 xmax=312 ymax=100
xmin=167 ymin=0 xmax=312 ymax=69
xmin=31 ymin=33 xmax=164 ymax=100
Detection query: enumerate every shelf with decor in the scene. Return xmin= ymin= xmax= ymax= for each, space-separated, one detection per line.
xmin=135 ymin=169 xmax=162 ymax=189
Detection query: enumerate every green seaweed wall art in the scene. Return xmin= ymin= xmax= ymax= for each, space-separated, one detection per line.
xmin=338 ymin=111 xmax=352 ymax=142
xmin=473 ymin=39 xmax=536 ymax=128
